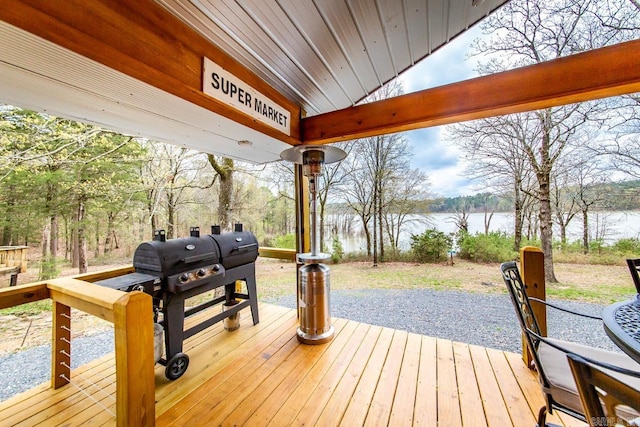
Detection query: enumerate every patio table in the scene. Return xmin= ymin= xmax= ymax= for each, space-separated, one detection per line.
xmin=603 ymin=296 xmax=640 ymax=364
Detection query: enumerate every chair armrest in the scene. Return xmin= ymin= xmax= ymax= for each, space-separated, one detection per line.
xmin=567 ymin=352 xmax=640 ymax=378
xmin=529 ymin=297 xmax=602 ymax=320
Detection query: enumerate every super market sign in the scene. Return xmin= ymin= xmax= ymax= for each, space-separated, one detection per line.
xmin=203 ymin=58 xmax=291 ymax=136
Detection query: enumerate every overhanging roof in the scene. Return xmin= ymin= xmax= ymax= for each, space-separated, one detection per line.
xmin=0 ymin=1 xmax=639 ymax=163
xmin=0 ymin=0 xmax=508 ymax=163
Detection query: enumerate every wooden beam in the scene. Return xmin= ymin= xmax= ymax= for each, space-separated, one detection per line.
xmin=0 ymin=0 xmax=301 ymax=145
xmin=302 ymin=40 xmax=640 ymax=144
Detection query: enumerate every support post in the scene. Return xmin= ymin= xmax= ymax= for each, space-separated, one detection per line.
xmin=113 ymin=291 xmax=155 ymax=427
xmin=51 ymin=302 xmax=71 ymax=389
xmin=520 ymin=246 xmax=547 ymax=368
xmin=295 ymin=164 xmax=310 ymax=254
xmin=294 ymin=164 xmax=310 ymax=316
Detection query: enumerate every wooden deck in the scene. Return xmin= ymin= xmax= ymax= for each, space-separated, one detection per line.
xmin=0 ymin=303 xmax=587 ymax=426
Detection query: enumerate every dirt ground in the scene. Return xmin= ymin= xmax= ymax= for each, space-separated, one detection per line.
xmin=0 ymin=257 xmax=634 ymax=356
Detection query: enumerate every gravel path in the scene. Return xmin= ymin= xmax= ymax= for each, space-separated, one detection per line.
xmin=0 ymin=332 xmax=115 ymax=402
xmin=265 ymin=289 xmax=620 ymax=355
xmin=0 ymin=288 xmax=620 ymax=402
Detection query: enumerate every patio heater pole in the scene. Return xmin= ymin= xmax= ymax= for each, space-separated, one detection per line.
xmin=281 ymin=145 xmax=347 ymax=344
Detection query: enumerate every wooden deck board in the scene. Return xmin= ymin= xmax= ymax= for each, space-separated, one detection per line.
xmin=0 ymin=303 xmax=582 ymax=427
xmin=468 ymin=344 xmax=515 ymax=427
xmin=437 ymin=339 xmax=464 ymax=426
xmin=388 ymin=332 xmax=421 ymax=426
xmin=453 ymin=341 xmax=488 ymax=427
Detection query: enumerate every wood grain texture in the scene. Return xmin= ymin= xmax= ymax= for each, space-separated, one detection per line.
xmin=1 ymin=303 xmax=570 ymax=426
xmin=303 ymin=40 xmax=640 ymax=144
xmin=0 ymin=0 xmax=301 ymax=144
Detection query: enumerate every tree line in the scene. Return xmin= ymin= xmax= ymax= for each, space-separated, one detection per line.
xmin=429 ymin=181 xmax=640 ymax=214
xmin=0 ymin=107 xmax=292 ymax=278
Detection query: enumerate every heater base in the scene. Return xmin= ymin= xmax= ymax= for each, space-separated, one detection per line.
xmin=296 ymin=326 xmax=334 ymax=345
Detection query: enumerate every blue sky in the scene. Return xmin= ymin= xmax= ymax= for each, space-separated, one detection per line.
xmin=399 ymin=26 xmax=485 ymax=198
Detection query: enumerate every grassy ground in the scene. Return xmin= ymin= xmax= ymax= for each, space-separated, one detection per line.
xmin=255 ymin=257 xmax=637 ymax=304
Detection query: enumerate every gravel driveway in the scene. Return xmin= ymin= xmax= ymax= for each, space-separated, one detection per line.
xmin=265 ymin=288 xmax=620 ymax=354
xmin=0 ymin=288 xmax=620 ymax=402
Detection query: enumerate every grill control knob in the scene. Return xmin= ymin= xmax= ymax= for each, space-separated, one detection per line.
xmin=179 ymin=273 xmax=189 ymax=283
xmin=196 ymin=269 xmax=206 ymax=277
xmin=212 ymin=264 xmax=221 ymax=272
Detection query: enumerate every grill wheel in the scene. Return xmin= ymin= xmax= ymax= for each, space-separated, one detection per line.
xmin=165 ymin=353 xmax=189 ymax=380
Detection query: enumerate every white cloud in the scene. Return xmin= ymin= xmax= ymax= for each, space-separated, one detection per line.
xmin=398 ymin=26 xmax=486 ymax=198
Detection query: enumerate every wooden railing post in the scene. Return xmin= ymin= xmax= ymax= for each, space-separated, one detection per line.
xmin=51 ymin=302 xmax=71 ymax=389
xmin=113 ymin=291 xmax=155 ymax=427
xmin=519 ymin=246 xmax=547 ymax=368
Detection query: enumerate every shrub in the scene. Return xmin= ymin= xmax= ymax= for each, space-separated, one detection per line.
xmin=458 ymin=231 xmax=517 ymax=263
xmin=331 ymin=235 xmax=344 ymax=263
xmin=273 ymin=233 xmax=296 ymax=249
xmin=612 ymin=238 xmax=640 ymax=254
xmin=38 ymin=256 xmax=60 ymax=281
xmin=410 ymin=228 xmax=453 ymax=263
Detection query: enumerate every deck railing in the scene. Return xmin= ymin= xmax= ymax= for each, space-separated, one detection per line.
xmin=0 ymin=246 xmax=296 ymax=425
xmin=0 ymin=245 xmax=28 ymax=286
xmin=0 ymin=266 xmax=155 ymax=427
xmin=519 ymin=246 xmax=547 ymax=367
xmin=258 ymin=246 xmax=297 ymax=261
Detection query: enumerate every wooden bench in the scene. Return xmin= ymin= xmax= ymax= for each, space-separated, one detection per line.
xmin=0 ymin=246 xmax=28 ymax=287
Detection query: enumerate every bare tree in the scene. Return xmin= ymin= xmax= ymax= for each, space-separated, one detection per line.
xmin=449 ymin=114 xmax=536 ymax=250
xmin=383 ymin=169 xmax=430 ymax=255
xmin=451 ymin=0 xmax=639 ymax=281
xmin=551 ymin=164 xmax=580 ymax=245
xmin=140 ymin=143 xmax=214 ymax=239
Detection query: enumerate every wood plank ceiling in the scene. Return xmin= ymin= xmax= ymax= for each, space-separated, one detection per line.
xmin=159 ymin=0 xmax=508 ymax=117
xmin=0 ymin=0 xmax=509 ymax=163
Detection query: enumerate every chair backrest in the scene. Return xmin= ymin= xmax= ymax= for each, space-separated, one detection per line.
xmin=500 ymin=262 xmax=548 ymax=383
xmin=567 ymin=353 xmax=640 ymax=427
xmin=626 ymin=259 xmax=640 ymax=294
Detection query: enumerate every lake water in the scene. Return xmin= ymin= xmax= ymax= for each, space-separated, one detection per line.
xmin=327 ymin=211 xmax=640 ymax=252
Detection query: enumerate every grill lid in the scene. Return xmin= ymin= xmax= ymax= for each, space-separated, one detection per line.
xmin=133 ymin=236 xmax=220 ymax=274
xmin=209 ymin=231 xmax=259 ymax=269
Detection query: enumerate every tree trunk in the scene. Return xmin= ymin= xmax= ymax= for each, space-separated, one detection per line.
xmin=41 ymin=223 xmax=51 ymax=259
xmin=378 ymin=183 xmax=384 ymax=262
xmin=219 ymin=167 xmax=233 ymax=231
xmin=71 ymin=212 xmax=79 ymax=268
xmin=167 ymin=192 xmax=175 ymax=239
xmin=538 ymin=170 xmax=557 ymax=283
xmin=2 ymin=186 xmax=16 ymax=245
xmin=77 ymin=197 xmax=88 ymax=274
xmin=94 ymin=220 xmax=100 ymax=258
xmin=559 ymin=220 xmax=567 ymax=245
xmin=50 ymin=215 xmax=58 ymax=258
xmin=361 ymin=216 xmax=372 ymax=257
xmin=582 ymin=209 xmax=589 ymax=254
xmin=484 ymin=211 xmax=494 ymax=235
xmin=104 ymin=212 xmax=117 ymax=254
xmin=372 ymin=206 xmax=378 ymax=266
xmin=208 ymin=155 xmax=234 ymax=232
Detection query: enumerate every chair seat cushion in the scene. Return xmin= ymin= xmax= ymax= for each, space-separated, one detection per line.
xmin=539 ymin=337 xmax=640 ymax=420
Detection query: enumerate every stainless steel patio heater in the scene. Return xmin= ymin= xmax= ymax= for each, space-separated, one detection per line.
xmin=280 ymin=145 xmax=347 ymax=344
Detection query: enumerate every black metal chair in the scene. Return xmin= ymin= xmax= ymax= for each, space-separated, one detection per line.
xmin=567 ymin=352 xmax=640 ymax=426
xmin=500 ymin=261 xmax=640 ymax=427
xmin=626 ymin=259 xmax=640 ymax=294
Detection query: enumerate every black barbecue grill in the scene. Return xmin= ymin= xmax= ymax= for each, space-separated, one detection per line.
xmin=96 ymin=224 xmax=259 ymax=380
